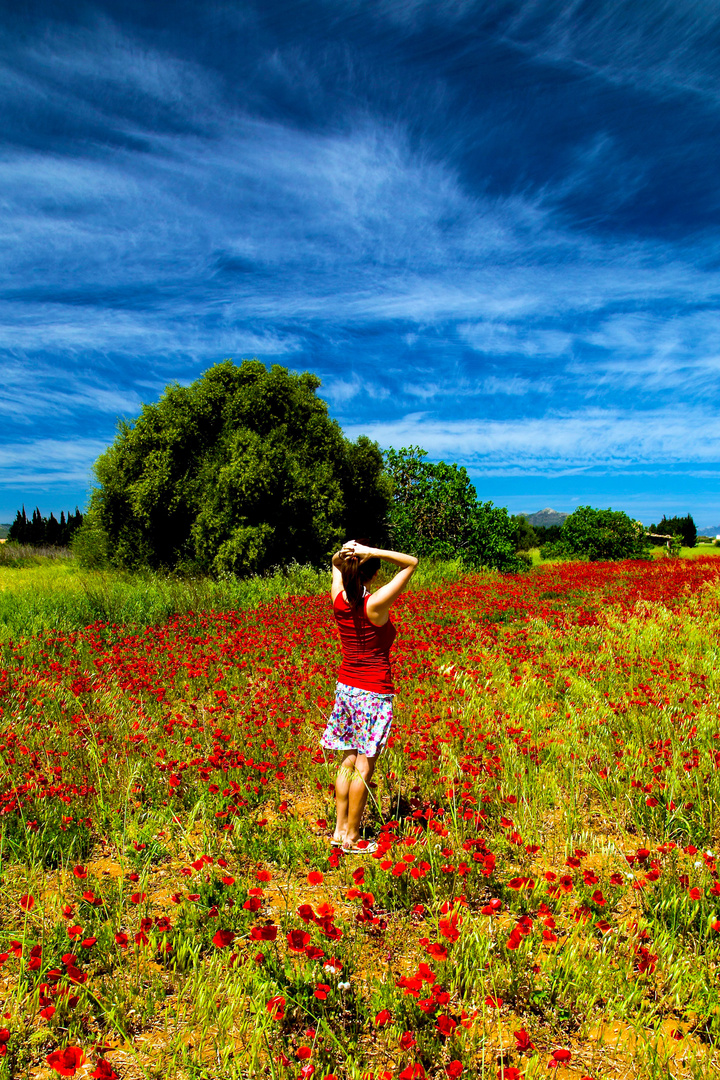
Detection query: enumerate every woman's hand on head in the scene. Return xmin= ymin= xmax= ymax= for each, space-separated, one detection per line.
xmin=340 ymin=540 xmax=372 ymax=562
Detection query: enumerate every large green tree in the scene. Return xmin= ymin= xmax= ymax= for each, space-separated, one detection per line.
xmin=383 ymin=446 xmax=525 ymax=571
xmin=542 ymin=505 xmax=651 ymax=562
xmin=84 ymin=360 xmax=391 ymax=575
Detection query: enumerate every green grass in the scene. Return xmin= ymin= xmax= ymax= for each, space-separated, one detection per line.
xmin=0 ymin=553 xmax=472 ymax=643
xmin=1 ymin=544 xmax=717 ymax=643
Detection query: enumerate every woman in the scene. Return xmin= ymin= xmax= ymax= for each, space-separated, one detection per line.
xmin=321 ymin=539 xmax=418 ymax=853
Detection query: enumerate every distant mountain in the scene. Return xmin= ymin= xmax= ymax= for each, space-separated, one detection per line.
xmin=524 ymin=508 xmax=569 ymax=528
xmin=699 ymin=525 xmax=720 ymax=538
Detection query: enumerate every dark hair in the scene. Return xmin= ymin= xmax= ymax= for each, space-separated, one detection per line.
xmin=341 ymin=552 xmax=381 ymax=608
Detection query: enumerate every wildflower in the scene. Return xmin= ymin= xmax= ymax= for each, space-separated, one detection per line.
xmin=266 ymin=995 xmax=285 ymax=1020
xmin=514 ymin=1028 xmax=534 ymax=1051
xmin=287 ymin=929 xmax=311 ymax=953
xmin=92 ymin=1061 xmax=119 ymax=1079
xmin=436 ymin=1014 xmax=457 ymax=1036
xmin=212 ymin=929 xmax=235 ymax=948
xmin=481 ymin=899 xmax=502 ymax=915
xmin=46 ymin=1046 xmax=86 ymax=1076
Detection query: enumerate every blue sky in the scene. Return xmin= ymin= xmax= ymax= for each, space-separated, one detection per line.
xmin=2 ymin=0 xmax=720 ymax=528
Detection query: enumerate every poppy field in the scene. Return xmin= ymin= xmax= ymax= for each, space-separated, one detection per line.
xmin=2 ymin=556 xmax=720 ymax=1080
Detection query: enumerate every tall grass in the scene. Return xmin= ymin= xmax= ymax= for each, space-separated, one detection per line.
xmin=0 ymin=554 xmax=472 ymax=642
xmin=0 ymin=542 xmax=73 ymax=567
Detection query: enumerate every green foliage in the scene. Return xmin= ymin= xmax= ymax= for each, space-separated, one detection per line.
xmin=542 ymin=505 xmax=652 ymax=562
xmin=534 ymin=523 xmax=563 ymax=546
xmin=86 ymin=360 xmax=391 ymax=575
xmin=510 ymin=514 xmax=539 ymax=551
xmin=384 ymin=446 xmax=526 ymax=571
xmin=666 ymin=534 xmax=683 ymax=557
xmin=650 ymin=514 xmax=697 ymax=548
xmin=71 ymin=518 xmax=111 ymax=569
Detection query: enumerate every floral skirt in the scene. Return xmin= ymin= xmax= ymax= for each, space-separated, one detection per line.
xmin=320 ymin=682 xmax=394 ymax=757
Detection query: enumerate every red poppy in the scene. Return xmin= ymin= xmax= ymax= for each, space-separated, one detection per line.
xmin=266 ymin=995 xmax=285 ymax=1019
xmin=436 ymin=1014 xmax=457 ymax=1036
xmin=481 ymin=899 xmax=502 ymax=915
xmin=212 ymin=929 xmax=235 ymax=948
xmin=46 ymin=1046 xmax=86 ymax=1076
xmin=287 ymin=929 xmax=311 ymax=952
xmin=92 ymin=1061 xmax=119 ymax=1079
xmin=399 ymin=1067 xmax=426 ymax=1080
xmin=514 ymin=1028 xmax=534 ymax=1051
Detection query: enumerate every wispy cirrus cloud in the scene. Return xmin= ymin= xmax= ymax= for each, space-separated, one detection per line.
xmin=0 ymin=438 xmax=109 ymax=486
xmin=345 ymin=406 xmax=720 ymax=472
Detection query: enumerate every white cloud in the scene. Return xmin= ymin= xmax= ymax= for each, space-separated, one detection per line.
xmin=0 ymin=438 xmax=108 ymax=485
xmin=344 ymin=406 xmax=720 ymax=470
xmin=458 ymin=321 xmax=573 ymax=358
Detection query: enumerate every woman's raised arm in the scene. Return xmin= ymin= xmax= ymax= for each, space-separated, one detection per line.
xmin=344 ymin=542 xmax=418 ymax=626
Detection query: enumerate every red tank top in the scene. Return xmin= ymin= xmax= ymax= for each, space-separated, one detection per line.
xmin=333 ymin=592 xmax=397 ymax=694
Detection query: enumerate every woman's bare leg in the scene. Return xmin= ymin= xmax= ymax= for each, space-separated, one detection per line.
xmin=333 ymin=750 xmax=357 ymax=844
xmin=345 ymin=753 xmax=377 ymax=845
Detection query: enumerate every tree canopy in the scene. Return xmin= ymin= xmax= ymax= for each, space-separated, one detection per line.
xmin=383 ymin=446 xmax=525 ymax=572
xmin=84 ymin=360 xmax=391 ymax=575
xmin=541 ymin=505 xmax=651 ymax=562
xmin=649 ymin=514 xmax=697 ymax=548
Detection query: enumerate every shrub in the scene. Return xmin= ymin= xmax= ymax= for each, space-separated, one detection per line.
xmin=384 ymin=446 xmax=526 ymax=572
xmin=542 ymin=506 xmax=651 ymax=562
